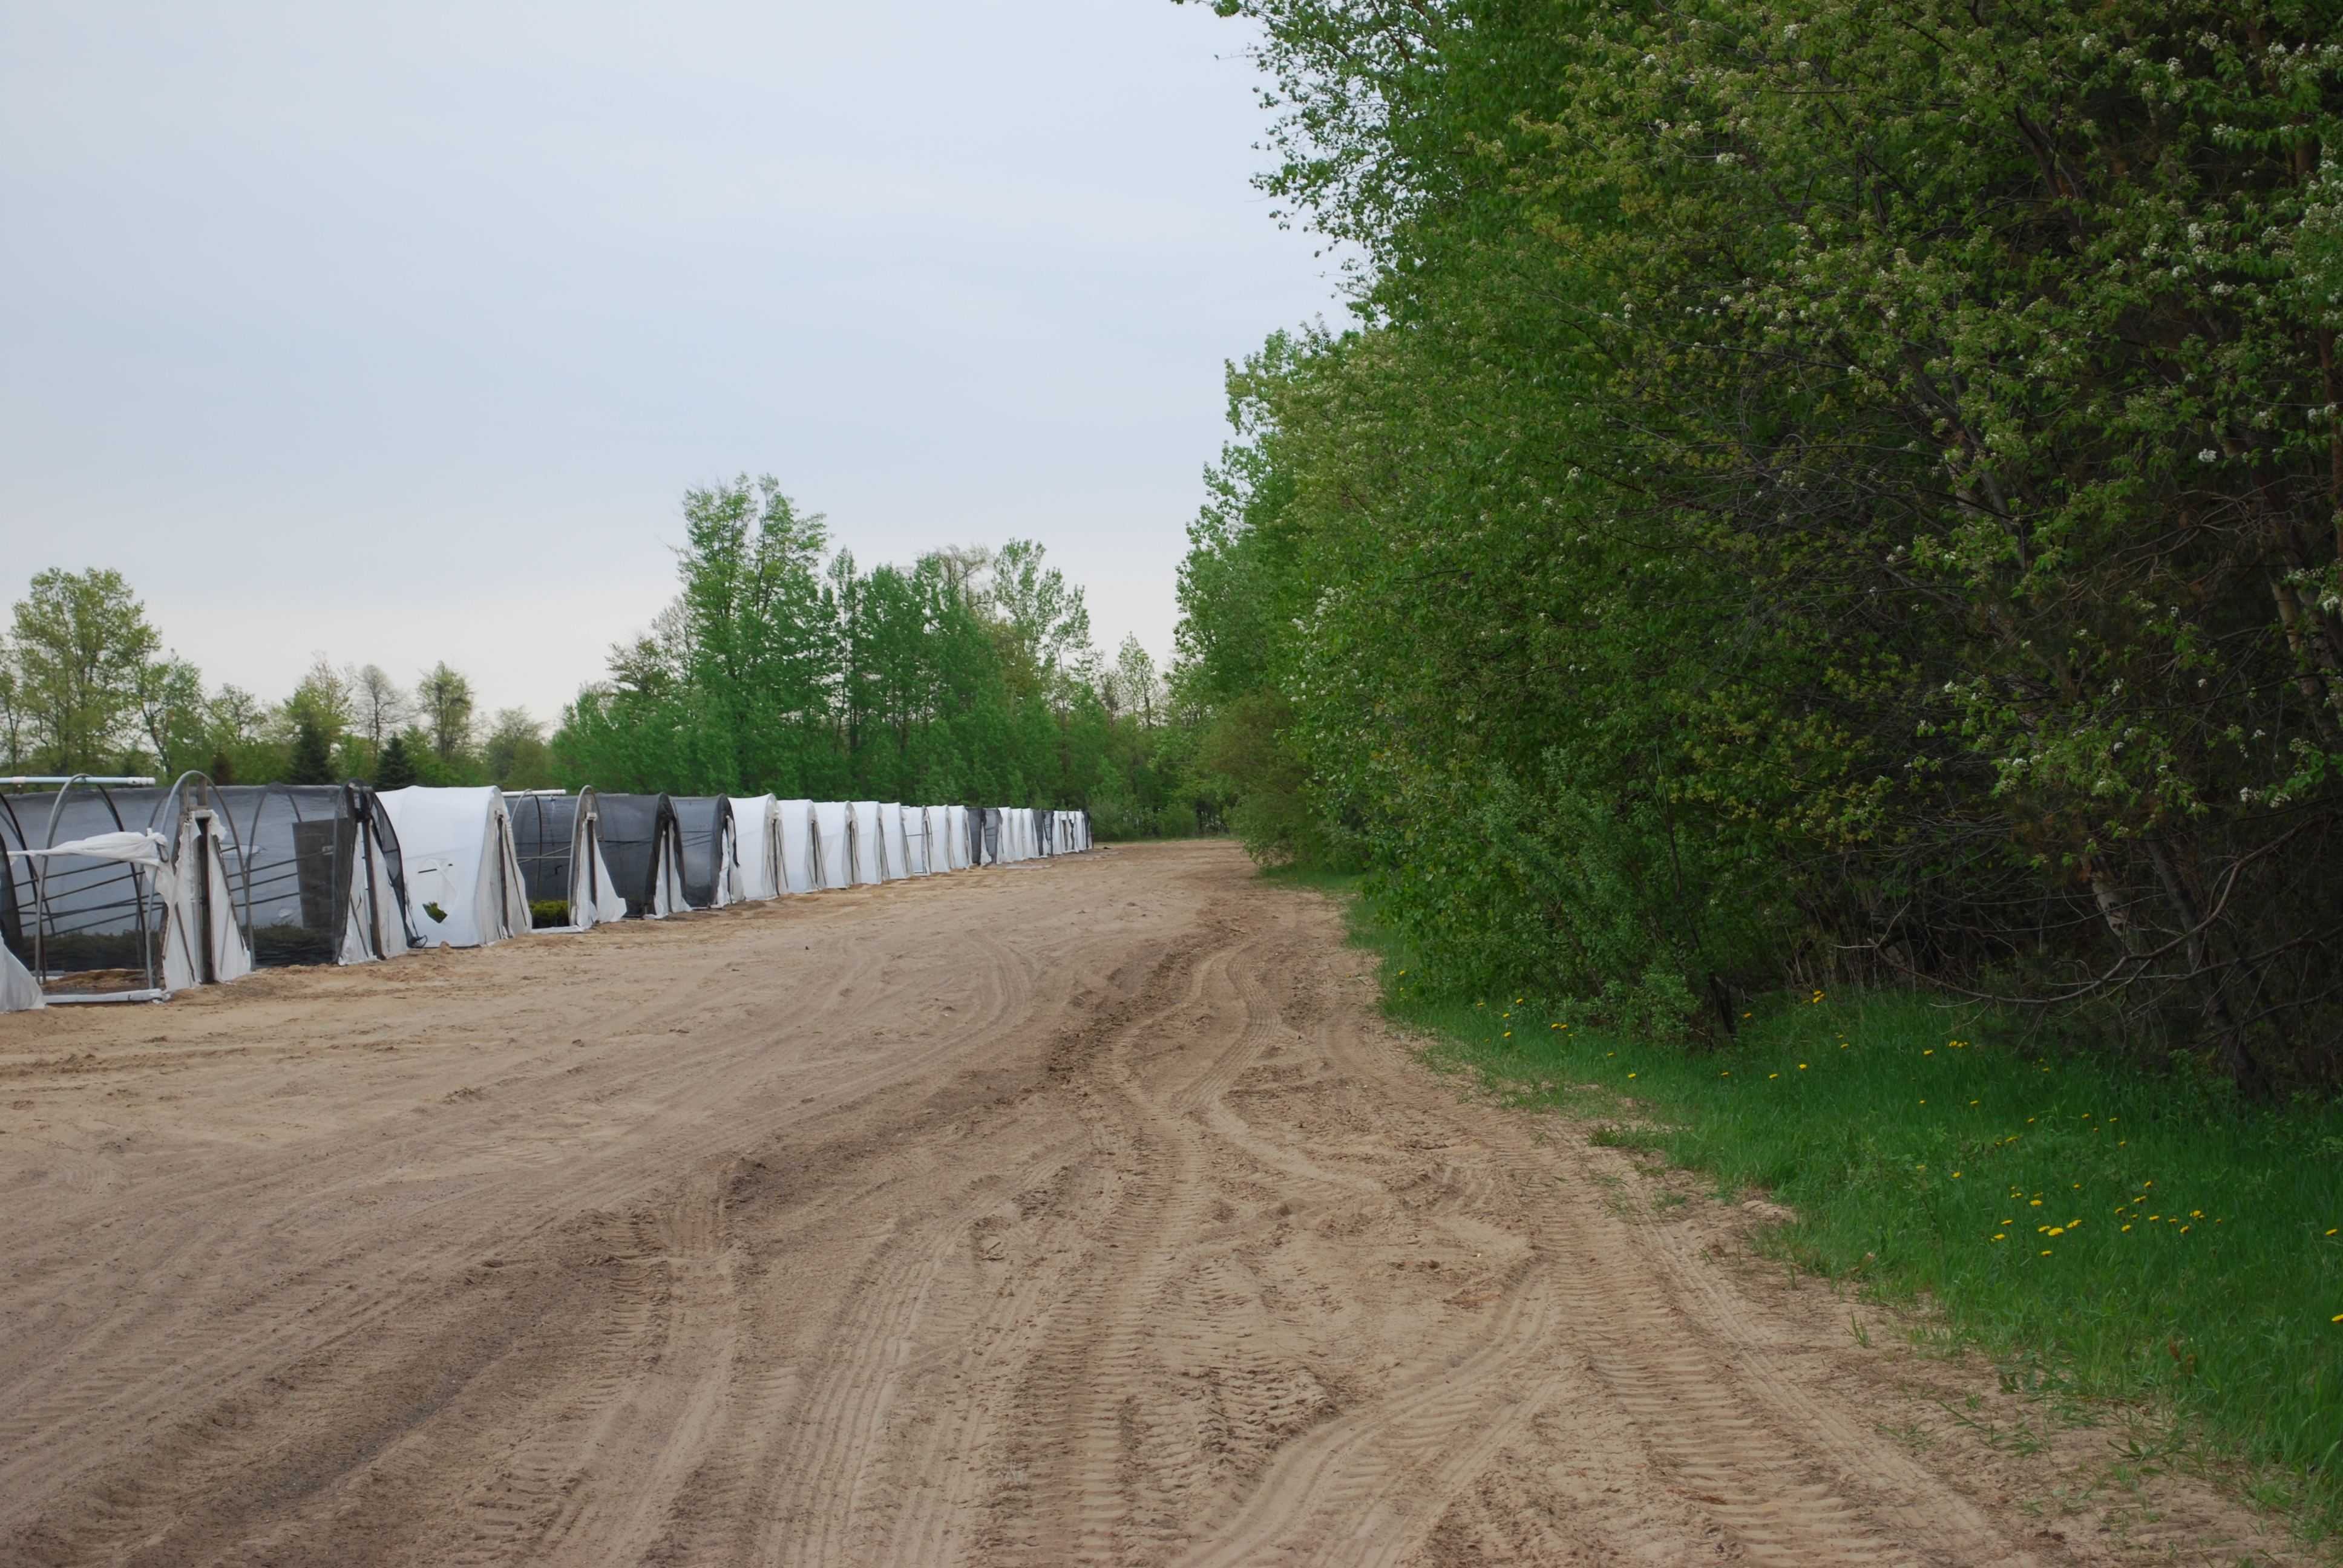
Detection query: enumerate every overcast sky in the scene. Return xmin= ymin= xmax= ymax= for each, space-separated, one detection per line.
xmin=0 ymin=1 xmax=1339 ymax=723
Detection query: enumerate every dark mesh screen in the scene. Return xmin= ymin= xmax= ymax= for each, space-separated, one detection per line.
xmin=0 ymin=785 xmax=175 ymax=981
xmin=218 ymin=785 xmax=356 ymax=969
xmin=595 ymin=794 xmax=680 ymax=918
xmin=508 ymin=794 xmax=582 ymax=906
xmin=670 ymin=795 xmax=731 ymax=909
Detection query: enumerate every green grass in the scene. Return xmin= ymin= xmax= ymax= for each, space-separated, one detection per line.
xmin=1302 ymin=872 xmax=2343 ymax=1527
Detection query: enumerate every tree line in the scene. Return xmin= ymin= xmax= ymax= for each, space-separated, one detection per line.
xmin=0 ymin=566 xmax=529 ymax=791
xmin=1 ymin=483 xmax=1221 ymax=835
xmin=553 ymin=475 xmax=1211 ymax=828
xmin=1176 ymin=0 xmax=2343 ymax=1093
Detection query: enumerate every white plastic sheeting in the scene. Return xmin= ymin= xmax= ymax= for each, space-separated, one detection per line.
xmin=376 ymin=786 xmax=531 ymax=948
xmin=880 ymin=803 xmax=912 ymax=880
xmin=848 ymin=802 xmax=884 ymax=886
xmin=561 ymin=800 xmax=626 ymax=929
xmin=0 ymin=941 xmax=39 ymax=1011
xmin=733 ymin=795 xmax=782 ymax=901
xmin=945 ymin=805 xmax=971 ymax=870
xmin=778 ymin=800 xmax=818 ymax=893
xmin=811 ymin=803 xmax=853 ymax=890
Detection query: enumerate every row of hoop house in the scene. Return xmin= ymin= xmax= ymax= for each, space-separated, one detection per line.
xmin=0 ymin=776 xmax=1092 ymax=1011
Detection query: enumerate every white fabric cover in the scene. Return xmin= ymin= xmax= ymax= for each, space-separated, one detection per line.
xmin=707 ymin=808 xmax=746 ymax=908
xmin=921 ymin=805 xmax=950 ymax=873
xmin=345 ymin=820 xmax=405 ymax=959
xmin=377 ymin=786 xmax=531 ymax=948
xmin=168 ymin=811 xmax=253 ymax=988
xmin=732 ymin=795 xmax=781 ymax=901
xmin=0 ymin=940 xmax=40 ymax=1011
xmin=649 ymin=824 xmax=687 ymax=918
xmin=848 ymin=802 xmax=884 ymax=885
xmin=778 ymin=800 xmax=818 ymax=893
xmin=948 ymin=805 xmax=971 ymax=869
xmin=572 ymin=809 xmax=627 ymax=928
xmin=19 ymin=829 xmax=169 ymax=869
xmin=880 ymin=803 xmax=911 ymax=880
xmin=811 ymin=802 xmax=853 ymax=890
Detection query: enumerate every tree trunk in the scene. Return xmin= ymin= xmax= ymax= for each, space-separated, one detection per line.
xmin=2143 ymin=839 xmax=2267 ymax=1099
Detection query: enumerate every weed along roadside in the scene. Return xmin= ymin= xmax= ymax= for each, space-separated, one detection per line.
xmin=1282 ymin=867 xmax=2343 ymax=1541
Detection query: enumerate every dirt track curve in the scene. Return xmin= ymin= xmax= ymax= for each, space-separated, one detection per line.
xmin=0 ymin=841 xmax=2298 ymax=1566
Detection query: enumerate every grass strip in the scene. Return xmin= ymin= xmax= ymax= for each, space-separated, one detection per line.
xmin=1271 ymin=866 xmax=2343 ymax=1529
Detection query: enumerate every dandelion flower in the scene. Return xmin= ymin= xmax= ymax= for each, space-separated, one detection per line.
xmin=2122 ymin=1224 xmax=2132 ymax=1232
xmin=1798 ymin=1063 xmax=1807 ymax=1070
xmin=2041 ymin=1250 xmax=2053 ymax=1256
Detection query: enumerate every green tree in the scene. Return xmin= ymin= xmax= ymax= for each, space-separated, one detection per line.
xmin=1179 ymin=0 xmax=2343 ymax=1083
xmin=284 ymin=717 xmax=336 ymax=785
xmin=134 ymin=656 xmax=209 ymax=779
xmin=482 ymin=707 xmax=554 ymax=788
xmin=7 ymin=568 xmax=162 ymax=773
xmin=416 ymin=662 xmax=475 ymax=765
xmin=374 ymin=733 xmax=419 ymax=790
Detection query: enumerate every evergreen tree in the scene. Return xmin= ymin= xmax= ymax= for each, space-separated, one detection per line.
xmin=285 ymin=717 xmax=335 ymax=785
xmin=374 ymin=733 xmax=419 ymax=790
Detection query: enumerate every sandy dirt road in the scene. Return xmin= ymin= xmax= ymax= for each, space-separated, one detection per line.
xmin=0 ymin=842 xmax=2297 ymax=1566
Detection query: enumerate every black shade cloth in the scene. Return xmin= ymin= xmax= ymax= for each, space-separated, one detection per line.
xmin=508 ymin=791 xmax=595 ymax=910
xmin=595 ymin=793 xmax=682 ymax=918
xmin=670 ymin=795 xmax=733 ymax=909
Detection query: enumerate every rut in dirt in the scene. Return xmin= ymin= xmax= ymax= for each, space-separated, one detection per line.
xmin=0 ymin=842 xmax=2273 ymax=1566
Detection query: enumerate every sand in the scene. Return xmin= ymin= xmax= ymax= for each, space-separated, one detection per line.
xmin=0 ymin=841 xmax=2303 ymax=1565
